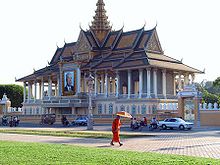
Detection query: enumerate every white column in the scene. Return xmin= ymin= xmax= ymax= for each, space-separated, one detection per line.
xmin=101 ymin=74 xmax=104 ymax=94
xmin=28 ymin=82 xmax=31 ymax=101
xmin=94 ymin=72 xmax=98 ymax=96
xmin=128 ymin=70 xmax=131 ymax=98
xmin=48 ymin=76 xmax=52 ymax=98
xmin=116 ymin=71 xmax=120 ymax=97
xmin=41 ymin=77 xmax=44 ymax=99
xmin=77 ymin=68 xmax=81 ymax=94
xmin=178 ymin=72 xmax=182 ymax=91
xmin=162 ymin=69 xmax=167 ymax=98
xmin=108 ymin=77 xmax=111 ymax=94
xmin=55 ymin=83 xmax=58 ymax=96
xmin=39 ymin=83 xmax=42 ymax=99
xmin=147 ymin=68 xmax=151 ymax=98
xmin=34 ymin=81 xmax=37 ymax=101
xmin=23 ymin=82 xmax=26 ymax=102
xmin=105 ymin=71 xmax=108 ymax=97
xmin=139 ymin=69 xmax=143 ymax=98
xmin=153 ymin=69 xmax=157 ymax=98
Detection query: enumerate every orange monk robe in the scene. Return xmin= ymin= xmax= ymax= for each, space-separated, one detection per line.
xmin=112 ymin=118 xmax=121 ymax=142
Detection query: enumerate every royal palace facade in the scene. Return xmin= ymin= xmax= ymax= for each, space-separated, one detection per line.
xmin=17 ymin=0 xmax=202 ymax=118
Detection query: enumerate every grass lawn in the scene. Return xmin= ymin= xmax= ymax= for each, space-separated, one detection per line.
xmin=0 ymin=129 xmax=151 ymax=139
xmin=0 ymin=141 xmax=219 ymax=165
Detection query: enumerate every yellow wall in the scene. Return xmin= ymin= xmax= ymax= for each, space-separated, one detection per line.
xmin=200 ymin=111 xmax=220 ymax=126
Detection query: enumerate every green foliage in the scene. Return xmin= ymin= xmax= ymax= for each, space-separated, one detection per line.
xmin=213 ymin=77 xmax=220 ymax=87
xmin=202 ymin=89 xmax=220 ymax=104
xmin=0 ymin=141 xmax=219 ymax=165
xmin=0 ymin=84 xmax=23 ymax=107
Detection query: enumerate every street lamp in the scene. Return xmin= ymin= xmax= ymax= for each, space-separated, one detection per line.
xmin=87 ymin=73 xmax=93 ymax=130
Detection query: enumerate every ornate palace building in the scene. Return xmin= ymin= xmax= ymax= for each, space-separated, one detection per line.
xmin=17 ymin=0 xmax=202 ymax=117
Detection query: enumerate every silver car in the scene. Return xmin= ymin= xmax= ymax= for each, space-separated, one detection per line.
xmin=159 ymin=118 xmax=193 ymax=130
xmin=72 ymin=117 xmax=88 ymax=126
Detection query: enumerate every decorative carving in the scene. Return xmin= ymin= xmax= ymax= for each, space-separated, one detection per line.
xmin=147 ymin=34 xmax=161 ymax=52
xmin=76 ymin=32 xmax=91 ymax=53
xmin=73 ymin=53 xmax=89 ymax=62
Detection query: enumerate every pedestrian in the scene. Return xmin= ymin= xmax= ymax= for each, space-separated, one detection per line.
xmin=110 ymin=115 xmax=123 ymax=146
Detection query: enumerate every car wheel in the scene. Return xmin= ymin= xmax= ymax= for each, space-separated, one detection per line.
xmin=179 ymin=125 xmax=185 ymax=130
xmin=162 ymin=124 xmax=167 ymax=130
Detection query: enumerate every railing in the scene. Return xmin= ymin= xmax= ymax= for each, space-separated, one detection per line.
xmin=7 ymin=107 xmax=23 ymax=112
xmin=23 ymin=93 xmax=178 ymax=104
xmin=200 ymin=102 xmax=220 ymax=110
xmin=158 ymin=103 xmax=178 ymax=110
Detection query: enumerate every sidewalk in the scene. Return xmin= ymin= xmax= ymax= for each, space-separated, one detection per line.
xmin=0 ymin=125 xmax=220 ymax=159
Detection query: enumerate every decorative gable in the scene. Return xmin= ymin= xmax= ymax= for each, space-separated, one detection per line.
xmin=76 ymin=31 xmax=91 ymax=53
xmin=146 ymin=30 xmax=163 ymax=54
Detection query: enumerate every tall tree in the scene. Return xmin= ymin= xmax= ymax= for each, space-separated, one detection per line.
xmin=0 ymin=84 xmax=23 ymax=107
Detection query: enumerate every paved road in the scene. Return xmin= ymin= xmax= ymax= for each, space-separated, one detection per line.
xmin=0 ymin=125 xmax=220 ymax=159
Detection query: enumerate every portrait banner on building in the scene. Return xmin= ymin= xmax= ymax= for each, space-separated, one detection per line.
xmin=63 ymin=70 xmax=76 ymax=95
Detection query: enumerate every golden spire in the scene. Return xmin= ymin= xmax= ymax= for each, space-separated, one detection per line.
xmin=90 ymin=0 xmax=111 ymax=35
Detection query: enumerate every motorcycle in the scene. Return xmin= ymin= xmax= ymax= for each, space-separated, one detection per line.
xmin=2 ymin=118 xmax=8 ymax=126
xmin=149 ymin=123 xmax=159 ymax=131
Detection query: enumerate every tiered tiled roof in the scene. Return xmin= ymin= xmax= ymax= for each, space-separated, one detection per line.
xmin=16 ymin=0 xmax=202 ymax=82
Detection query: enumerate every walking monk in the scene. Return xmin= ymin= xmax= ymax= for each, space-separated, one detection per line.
xmin=110 ymin=115 xmax=123 ymax=146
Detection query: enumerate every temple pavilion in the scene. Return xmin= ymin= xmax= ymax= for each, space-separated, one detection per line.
xmin=17 ymin=0 xmax=202 ymax=117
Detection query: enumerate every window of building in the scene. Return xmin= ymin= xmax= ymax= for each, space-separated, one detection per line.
xmin=120 ymin=105 xmax=125 ymax=111
xmin=126 ymin=105 xmax=130 ymax=113
xmin=104 ymin=104 xmax=107 ymax=114
xmin=132 ymin=105 xmax=136 ymax=115
xmin=152 ymin=104 xmax=157 ymax=114
xmin=122 ymin=86 xmax=127 ymax=94
xmin=141 ymin=105 xmax=147 ymax=114
xmin=30 ymin=107 xmax=32 ymax=115
xmin=98 ymin=104 xmax=102 ymax=114
xmin=109 ymin=103 xmax=113 ymax=114
xmin=36 ymin=107 xmax=39 ymax=115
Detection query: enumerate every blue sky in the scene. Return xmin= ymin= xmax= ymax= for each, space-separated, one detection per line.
xmin=0 ymin=0 xmax=219 ymax=84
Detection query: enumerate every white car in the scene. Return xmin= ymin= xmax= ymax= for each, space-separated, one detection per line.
xmin=159 ymin=118 xmax=193 ymax=130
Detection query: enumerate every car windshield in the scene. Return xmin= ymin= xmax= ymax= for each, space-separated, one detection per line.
xmin=76 ymin=117 xmax=87 ymax=120
xmin=176 ymin=118 xmax=185 ymax=122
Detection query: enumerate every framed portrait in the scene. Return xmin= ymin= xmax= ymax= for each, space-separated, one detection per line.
xmin=63 ymin=71 xmax=76 ymax=95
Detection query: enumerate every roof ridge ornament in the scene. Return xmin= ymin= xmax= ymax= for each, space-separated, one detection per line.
xmin=90 ymin=0 xmax=111 ymax=32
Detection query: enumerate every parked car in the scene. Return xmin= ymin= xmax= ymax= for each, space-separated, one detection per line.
xmin=72 ymin=117 xmax=88 ymax=126
xmin=158 ymin=118 xmax=193 ymax=130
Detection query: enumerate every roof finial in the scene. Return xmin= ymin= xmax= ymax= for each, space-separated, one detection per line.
xmin=142 ymin=21 xmax=146 ymax=30
xmin=56 ymin=42 xmax=59 ymax=49
xmin=79 ymin=22 xmax=82 ymax=30
xmin=90 ymin=0 xmax=111 ymax=32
